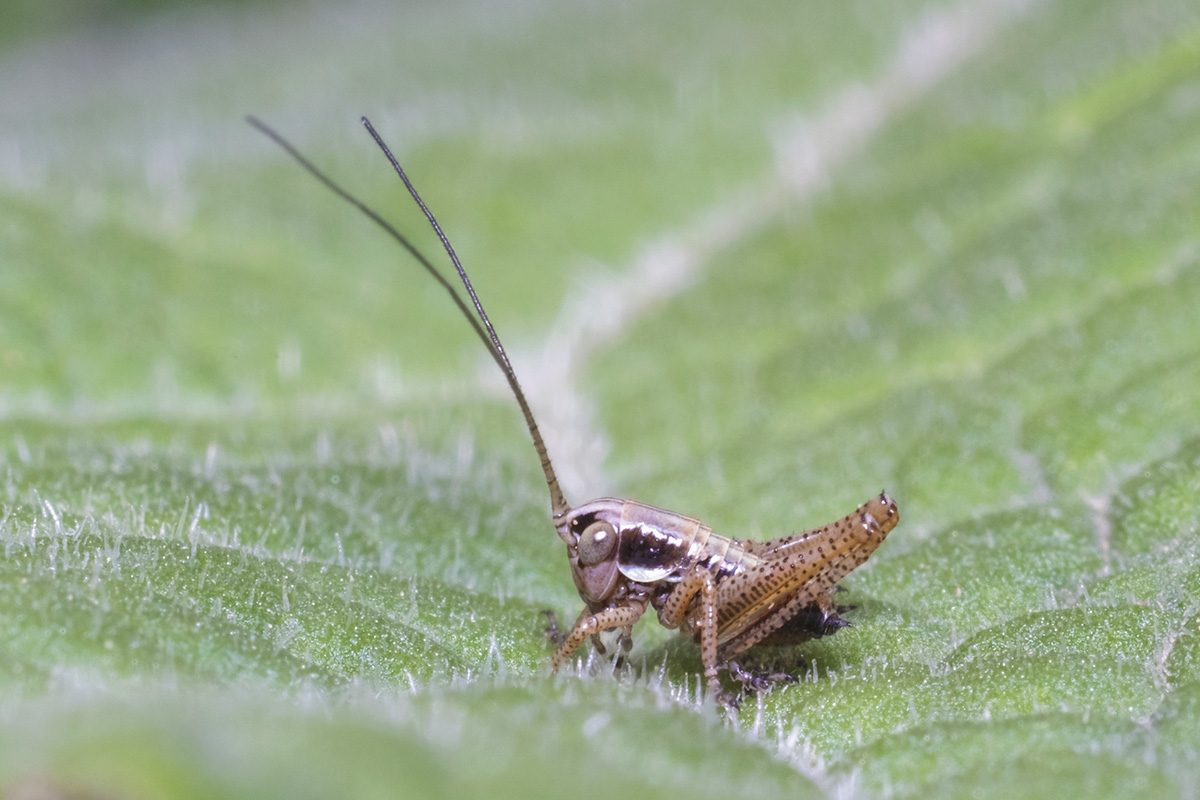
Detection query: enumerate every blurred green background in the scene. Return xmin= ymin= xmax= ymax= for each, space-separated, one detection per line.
xmin=2 ymin=0 xmax=1200 ymax=797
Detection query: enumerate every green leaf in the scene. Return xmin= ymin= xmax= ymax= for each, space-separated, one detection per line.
xmin=3 ymin=0 xmax=1200 ymax=797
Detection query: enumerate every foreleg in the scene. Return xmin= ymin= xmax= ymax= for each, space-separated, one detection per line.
xmin=549 ymin=603 xmax=646 ymax=673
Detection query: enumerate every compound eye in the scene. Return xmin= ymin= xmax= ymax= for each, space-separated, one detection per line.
xmin=577 ymin=520 xmax=617 ymax=566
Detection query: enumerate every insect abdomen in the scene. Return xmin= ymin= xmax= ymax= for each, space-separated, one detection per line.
xmin=712 ymin=492 xmax=898 ymax=652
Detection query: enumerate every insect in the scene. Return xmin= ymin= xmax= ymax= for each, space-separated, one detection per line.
xmin=248 ymin=116 xmax=899 ymax=706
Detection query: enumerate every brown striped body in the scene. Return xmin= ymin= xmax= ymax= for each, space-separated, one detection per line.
xmin=549 ymin=492 xmax=899 ymax=704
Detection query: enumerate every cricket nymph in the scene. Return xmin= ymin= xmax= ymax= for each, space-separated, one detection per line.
xmin=252 ymin=114 xmax=900 ymax=707
xmin=549 ymin=493 xmax=898 ymax=704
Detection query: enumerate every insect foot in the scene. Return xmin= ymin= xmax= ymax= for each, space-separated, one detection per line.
xmin=724 ymin=661 xmax=799 ymax=696
xmin=542 ymin=610 xmax=568 ymax=647
xmin=249 ymin=117 xmax=899 ymax=709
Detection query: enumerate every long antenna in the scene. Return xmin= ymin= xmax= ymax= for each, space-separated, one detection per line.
xmin=247 ymin=115 xmax=571 ymax=520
